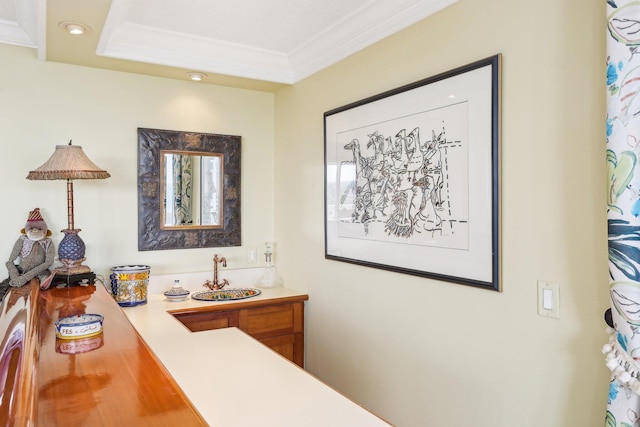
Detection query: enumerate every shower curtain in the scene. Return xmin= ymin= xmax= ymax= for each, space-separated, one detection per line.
xmin=604 ymin=1 xmax=640 ymax=425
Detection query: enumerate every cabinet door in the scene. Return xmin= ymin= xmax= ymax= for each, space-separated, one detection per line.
xmin=258 ymin=334 xmax=304 ymax=367
xmin=238 ymin=303 xmax=303 ymax=339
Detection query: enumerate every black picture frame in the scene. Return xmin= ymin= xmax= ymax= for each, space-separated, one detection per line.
xmin=324 ymin=55 xmax=501 ymax=291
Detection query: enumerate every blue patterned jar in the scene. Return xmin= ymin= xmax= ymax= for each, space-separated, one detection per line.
xmin=110 ymin=265 xmax=151 ymax=307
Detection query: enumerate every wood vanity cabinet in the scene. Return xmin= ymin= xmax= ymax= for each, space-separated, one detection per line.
xmin=170 ymin=294 xmax=308 ymax=367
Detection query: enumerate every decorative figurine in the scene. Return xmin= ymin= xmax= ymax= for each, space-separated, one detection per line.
xmin=0 ymin=208 xmax=56 ymax=300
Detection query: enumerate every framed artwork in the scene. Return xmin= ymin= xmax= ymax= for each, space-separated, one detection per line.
xmin=137 ymin=128 xmax=241 ymax=251
xmin=324 ymin=54 xmax=501 ymax=291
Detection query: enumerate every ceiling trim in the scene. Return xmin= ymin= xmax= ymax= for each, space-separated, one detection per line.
xmin=0 ymin=0 xmax=46 ymax=59
xmin=290 ymin=0 xmax=458 ymax=82
xmin=0 ymin=18 xmax=35 ymax=48
xmin=34 ymin=0 xmax=46 ymax=60
xmin=97 ymin=22 xmax=296 ymax=84
xmin=96 ymin=0 xmax=459 ymax=85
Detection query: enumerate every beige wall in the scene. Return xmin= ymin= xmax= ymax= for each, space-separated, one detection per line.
xmin=0 ymin=43 xmax=275 ymax=276
xmin=274 ymin=0 xmax=608 ymax=426
xmin=0 ymin=0 xmax=609 ymax=424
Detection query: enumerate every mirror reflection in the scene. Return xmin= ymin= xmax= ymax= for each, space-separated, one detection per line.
xmin=161 ymin=150 xmax=223 ymax=228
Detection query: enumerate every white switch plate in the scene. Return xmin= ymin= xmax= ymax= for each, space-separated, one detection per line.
xmin=537 ymin=281 xmax=560 ymax=318
xmin=247 ymin=246 xmax=257 ymax=263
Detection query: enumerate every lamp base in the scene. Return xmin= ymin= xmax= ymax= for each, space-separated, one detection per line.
xmin=54 ymin=263 xmax=91 ymax=275
xmin=53 ymin=257 xmax=94 ymax=287
xmin=51 ymin=271 xmax=96 ymax=287
xmin=58 ymin=229 xmax=86 ymax=261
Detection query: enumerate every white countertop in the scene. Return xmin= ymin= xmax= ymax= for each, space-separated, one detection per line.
xmin=121 ymin=283 xmax=392 ymax=427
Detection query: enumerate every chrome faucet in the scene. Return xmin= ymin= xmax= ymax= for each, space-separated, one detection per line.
xmin=204 ymin=254 xmax=229 ymax=290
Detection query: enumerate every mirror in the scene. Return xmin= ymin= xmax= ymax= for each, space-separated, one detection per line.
xmin=161 ymin=151 xmax=223 ymax=228
xmin=137 ymin=128 xmax=241 ymax=251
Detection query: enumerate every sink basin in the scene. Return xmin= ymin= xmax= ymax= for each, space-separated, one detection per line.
xmin=191 ymin=288 xmax=261 ymax=301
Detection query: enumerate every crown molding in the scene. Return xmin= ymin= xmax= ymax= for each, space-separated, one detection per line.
xmin=97 ymin=0 xmax=458 ymax=84
xmin=4 ymin=0 xmax=458 ymax=84
xmin=97 ymin=22 xmax=296 ymax=83
xmin=0 ymin=18 xmax=35 ymax=47
xmin=290 ymin=0 xmax=457 ymax=82
xmin=0 ymin=0 xmax=46 ymax=60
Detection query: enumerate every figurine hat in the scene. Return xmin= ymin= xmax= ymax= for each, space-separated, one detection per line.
xmin=22 ymin=208 xmax=51 ymax=236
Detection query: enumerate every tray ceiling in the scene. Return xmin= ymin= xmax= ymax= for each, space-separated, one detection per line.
xmin=0 ymin=0 xmax=457 ymax=90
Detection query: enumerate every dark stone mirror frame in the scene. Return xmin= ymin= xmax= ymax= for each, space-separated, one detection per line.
xmin=137 ymin=127 xmax=241 ymax=251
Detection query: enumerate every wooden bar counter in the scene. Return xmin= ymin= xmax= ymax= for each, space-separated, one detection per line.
xmin=0 ymin=280 xmax=206 ymax=426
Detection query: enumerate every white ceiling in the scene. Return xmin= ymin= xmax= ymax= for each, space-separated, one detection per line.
xmin=0 ymin=0 xmax=457 ymax=90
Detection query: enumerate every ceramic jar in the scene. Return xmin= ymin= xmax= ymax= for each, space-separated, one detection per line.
xmin=110 ymin=265 xmax=150 ymax=307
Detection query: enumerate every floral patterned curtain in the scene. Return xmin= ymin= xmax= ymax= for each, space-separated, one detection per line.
xmin=604 ymin=1 xmax=640 ymax=425
xmin=165 ymin=153 xmax=193 ymax=225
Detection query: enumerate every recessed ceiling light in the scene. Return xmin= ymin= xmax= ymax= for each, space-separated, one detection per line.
xmin=59 ymin=21 xmax=91 ymax=36
xmin=186 ymin=72 xmax=207 ymax=82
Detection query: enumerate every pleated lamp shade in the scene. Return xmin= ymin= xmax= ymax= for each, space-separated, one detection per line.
xmin=27 ymin=143 xmax=110 ymax=181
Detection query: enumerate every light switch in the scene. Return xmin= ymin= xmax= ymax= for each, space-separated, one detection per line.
xmin=538 ymin=281 xmax=560 ymax=318
xmin=542 ymin=288 xmax=553 ymax=310
xmin=247 ymin=246 xmax=257 ymax=263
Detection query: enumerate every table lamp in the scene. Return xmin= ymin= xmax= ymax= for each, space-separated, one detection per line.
xmin=27 ymin=141 xmax=110 ymax=282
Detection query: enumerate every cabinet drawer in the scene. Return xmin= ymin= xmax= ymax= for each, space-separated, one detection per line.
xmin=173 ymin=310 xmax=239 ymax=332
xmin=239 ymin=303 xmax=303 ymax=338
